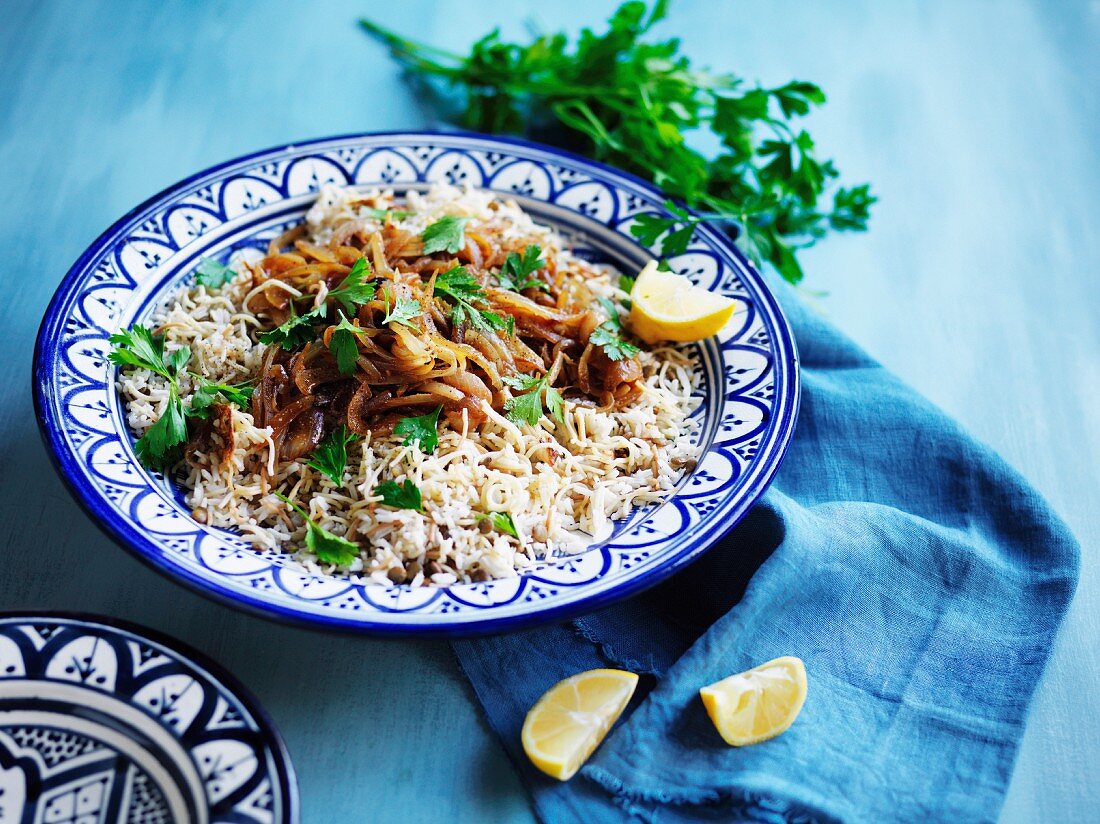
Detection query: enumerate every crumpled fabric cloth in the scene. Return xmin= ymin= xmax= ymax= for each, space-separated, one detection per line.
xmin=453 ymin=279 xmax=1079 ymax=823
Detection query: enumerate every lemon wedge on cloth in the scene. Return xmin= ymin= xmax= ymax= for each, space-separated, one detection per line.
xmin=628 ymin=260 xmax=737 ymax=343
xmin=699 ymin=656 xmax=807 ymax=746
xmin=521 ymin=669 xmax=639 ymax=780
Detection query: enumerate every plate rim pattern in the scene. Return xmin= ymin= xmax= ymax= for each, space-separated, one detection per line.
xmin=33 ymin=130 xmax=800 ymax=636
xmin=0 ymin=610 xmax=299 ymax=823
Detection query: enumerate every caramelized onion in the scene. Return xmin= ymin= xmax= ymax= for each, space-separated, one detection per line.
xmin=440 ymin=372 xmax=492 ymax=405
xmin=282 ymin=409 xmax=324 ymax=461
xmin=211 ymin=403 xmax=236 ymax=467
xmin=268 ymin=395 xmax=315 ymax=434
xmin=247 ymin=205 xmax=647 ymax=452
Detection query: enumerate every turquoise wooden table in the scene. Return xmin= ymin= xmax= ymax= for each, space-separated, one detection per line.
xmin=3 ymin=1 xmax=1097 ymax=821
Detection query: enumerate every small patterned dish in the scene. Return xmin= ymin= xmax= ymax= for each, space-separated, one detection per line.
xmin=0 ymin=612 xmax=297 ymax=823
xmin=33 ymin=132 xmax=799 ymax=636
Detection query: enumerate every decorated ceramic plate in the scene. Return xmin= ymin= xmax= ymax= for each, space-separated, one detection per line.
xmin=33 ymin=132 xmax=799 ymax=635
xmin=0 ymin=612 xmax=297 ymax=823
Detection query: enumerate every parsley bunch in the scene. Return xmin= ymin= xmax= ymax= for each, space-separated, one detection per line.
xmin=362 ymin=0 xmax=875 ymax=284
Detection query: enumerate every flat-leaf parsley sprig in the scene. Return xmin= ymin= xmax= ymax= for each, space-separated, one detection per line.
xmin=361 ymin=0 xmax=875 ymax=284
xmin=433 ymin=265 xmax=512 ymax=335
xmin=108 ymin=324 xmax=253 ymax=468
xmin=591 ymin=297 xmax=641 ymax=362
xmin=306 ymin=425 xmax=360 ymax=486
xmin=502 ymin=374 xmax=565 ymax=427
xmin=497 ymin=245 xmax=549 ymax=293
xmin=260 ymin=257 xmax=377 ymax=350
xmin=108 ymin=325 xmax=184 ymax=379
xmin=273 ymin=491 xmax=360 ymax=566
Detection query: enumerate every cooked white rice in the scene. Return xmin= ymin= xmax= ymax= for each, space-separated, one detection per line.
xmin=118 ymin=184 xmax=701 ymax=586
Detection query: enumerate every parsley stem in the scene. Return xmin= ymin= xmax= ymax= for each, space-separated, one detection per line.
xmin=360 ymin=0 xmax=876 ymax=285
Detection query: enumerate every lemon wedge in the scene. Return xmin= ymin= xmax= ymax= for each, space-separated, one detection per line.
xmin=521 ymin=668 xmax=638 ymax=781
xmin=628 ymin=260 xmax=737 ymax=343
xmin=699 ymin=656 xmax=807 ymax=746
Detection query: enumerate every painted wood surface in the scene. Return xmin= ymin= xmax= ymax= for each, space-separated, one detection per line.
xmin=1 ymin=1 xmax=1096 ymax=821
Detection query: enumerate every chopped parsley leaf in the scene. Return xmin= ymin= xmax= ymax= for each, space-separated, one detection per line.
xmin=502 ymin=374 xmax=565 ymax=426
xmin=394 ymin=405 xmax=443 ymax=453
xmin=596 ymin=296 xmax=623 ymax=328
xmin=328 ymin=315 xmax=368 ymax=375
xmin=188 ymin=379 xmax=254 ymax=419
xmin=497 ymin=245 xmax=548 ymax=293
xmin=590 ymin=323 xmax=640 ymax=361
xmin=374 ymin=479 xmax=423 ymax=511
xmin=421 ymin=215 xmax=471 ymax=255
xmin=194 ymin=258 xmax=237 ymax=288
xmin=274 ymin=491 xmax=360 ymax=566
xmin=382 ymin=290 xmax=421 ymax=328
xmin=306 ymin=425 xmax=360 ymax=486
xmin=477 ymin=511 xmax=519 ymax=538
xmin=590 ymin=297 xmax=640 ymax=361
xmin=434 ymin=265 xmax=511 ymax=336
xmin=326 ymin=257 xmax=377 ymax=316
xmin=360 ymin=205 xmax=414 ymax=221
xmin=133 ymin=383 xmax=187 ymax=469
xmin=259 ymin=305 xmax=327 ymax=350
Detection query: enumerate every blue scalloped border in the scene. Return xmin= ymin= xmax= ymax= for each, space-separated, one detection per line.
xmin=0 ymin=610 xmax=298 ymax=822
xmin=33 ymin=131 xmax=800 ymax=637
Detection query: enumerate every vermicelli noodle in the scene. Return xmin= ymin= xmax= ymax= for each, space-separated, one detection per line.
xmin=118 ymin=184 xmax=701 ymax=586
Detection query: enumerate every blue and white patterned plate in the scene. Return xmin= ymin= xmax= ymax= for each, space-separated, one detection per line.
xmin=33 ymin=132 xmax=799 ymax=636
xmin=0 ymin=612 xmax=297 ymax=823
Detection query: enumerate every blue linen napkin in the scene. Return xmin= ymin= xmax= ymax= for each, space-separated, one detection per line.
xmin=452 ymin=278 xmax=1079 ymax=823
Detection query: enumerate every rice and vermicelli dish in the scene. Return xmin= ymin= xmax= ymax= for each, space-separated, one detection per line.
xmin=112 ymin=184 xmax=702 ymax=587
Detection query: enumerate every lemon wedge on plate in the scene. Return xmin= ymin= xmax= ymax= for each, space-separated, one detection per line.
xmin=521 ymin=669 xmax=638 ymax=781
xmin=699 ymin=656 xmax=807 ymax=746
xmin=628 ymin=260 xmax=738 ymax=343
